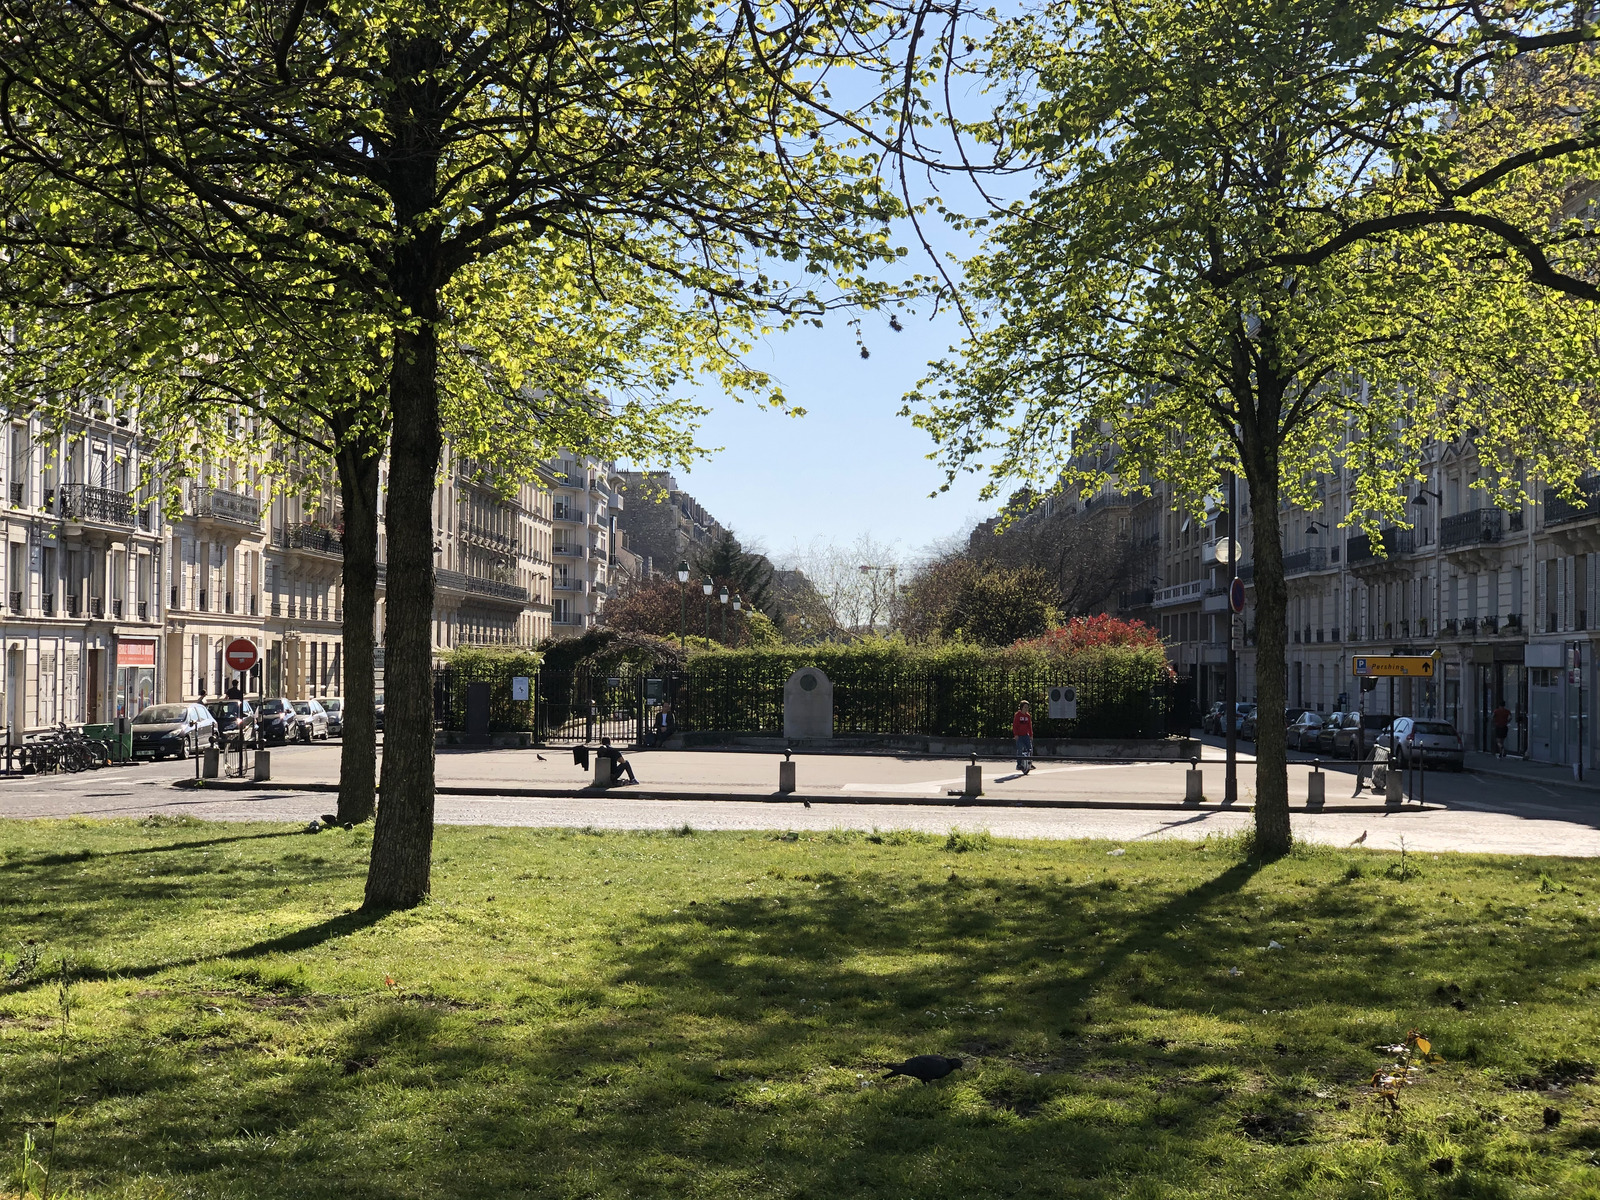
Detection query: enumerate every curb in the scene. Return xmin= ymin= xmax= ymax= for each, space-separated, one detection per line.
xmin=170 ymin=779 xmax=1429 ymax=815
xmin=1466 ymin=764 xmax=1600 ymax=794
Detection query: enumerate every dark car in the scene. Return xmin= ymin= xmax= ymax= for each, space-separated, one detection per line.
xmin=206 ymin=699 xmax=256 ymax=746
xmin=255 ymin=697 xmax=299 ymax=745
xmin=374 ymin=691 xmax=385 ymax=733
xmin=1380 ymin=717 xmax=1465 ymax=771
xmin=1237 ymin=703 xmax=1261 ymax=741
xmin=131 ymin=703 xmax=216 ymax=760
xmin=1286 ymin=710 xmax=1325 ymax=750
xmin=1315 ymin=712 xmax=1349 ymax=756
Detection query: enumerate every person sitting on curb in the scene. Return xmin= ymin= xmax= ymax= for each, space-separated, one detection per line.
xmin=596 ymin=737 xmax=638 ymax=785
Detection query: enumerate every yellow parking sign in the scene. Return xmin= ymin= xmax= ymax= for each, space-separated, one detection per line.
xmin=1351 ymin=655 xmax=1437 ymax=678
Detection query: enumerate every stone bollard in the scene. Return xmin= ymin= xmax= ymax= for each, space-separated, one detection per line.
xmin=593 ymin=754 xmax=614 ymax=788
xmin=1385 ymin=766 xmax=1403 ymax=805
xmin=1306 ymin=761 xmax=1325 ymax=809
xmin=1185 ymin=765 xmax=1203 ymax=803
xmin=202 ymin=747 xmax=220 ymax=779
xmin=779 ymin=760 xmax=796 ymax=793
xmin=253 ymin=750 xmax=272 ymax=782
xmin=964 ymin=762 xmax=983 ymax=797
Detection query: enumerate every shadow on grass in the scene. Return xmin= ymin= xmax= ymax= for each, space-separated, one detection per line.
xmin=4 ymin=829 xmax=303 ymax=870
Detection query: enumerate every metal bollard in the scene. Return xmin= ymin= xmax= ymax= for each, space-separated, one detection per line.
xmin=1185 ymin=765 xmax=1203 ymax=803
xmin=1385 ymin=766 xmax=1403 ymax=805
xmin=253 ymin=750 xmax=271 ymax=782
xmin=779 ymin=760 xmax=796 ymax=793
xmin=1306 ymin=760 xmax=1325 ymax=809
xmin=202 ymin=747 xmax=220 ymax=779
xmin=593 ymin=755 xmax=614 ymax=788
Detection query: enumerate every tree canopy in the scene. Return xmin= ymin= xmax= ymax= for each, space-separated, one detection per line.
xmin=912 ymin=0 xmax=1600 ymax=853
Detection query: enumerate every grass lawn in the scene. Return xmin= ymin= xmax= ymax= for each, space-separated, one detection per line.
xmin=2 ymin=818 xmax=1599 ymax=1199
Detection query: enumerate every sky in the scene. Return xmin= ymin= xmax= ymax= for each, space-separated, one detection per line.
xmin=665 ymin=302 xmax=995 ymax=567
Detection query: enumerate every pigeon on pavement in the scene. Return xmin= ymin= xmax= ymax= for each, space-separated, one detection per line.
xmin=883 ymin=1055 xmax=964 ymax=1084
xmin=537 ymin=754 xmax=546 ymax=761
xmin=1350 ymin=831 xmax=1367 ymax=845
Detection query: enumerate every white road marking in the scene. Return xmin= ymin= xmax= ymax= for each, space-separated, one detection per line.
xmin=838 ymin=763 xmax=1127 ymax=794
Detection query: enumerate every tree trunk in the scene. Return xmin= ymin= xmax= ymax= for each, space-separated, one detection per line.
xmin=363 ymin=321 xmax=441 ymax=909
xmin=335 ymin=425 xmax=383 ymax=825
xmin=1241 ymin=430 xmax=1292 ymax=856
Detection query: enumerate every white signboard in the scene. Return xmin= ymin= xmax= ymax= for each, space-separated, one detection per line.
xmin=511 ymin=675 xmax=530 ymax=701
xmin=1048 ymin=685 xmax=1078 ymax=720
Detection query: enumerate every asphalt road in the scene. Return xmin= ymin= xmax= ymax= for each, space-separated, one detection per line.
xmin=2 ymin=737 xmax=1596 ymax=857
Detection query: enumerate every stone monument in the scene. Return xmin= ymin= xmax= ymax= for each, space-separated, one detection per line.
xmin=783 ymin=667 xmax=834 ymax=741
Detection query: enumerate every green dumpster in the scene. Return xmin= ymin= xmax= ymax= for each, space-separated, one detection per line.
xmin=83 ymin=723 xmax=133 ymax=762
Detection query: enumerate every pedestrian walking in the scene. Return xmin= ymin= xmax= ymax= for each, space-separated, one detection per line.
xmin=1492 ymin=702 xmax=1511 ymax=758
xmin=1013 ymin=700 xmax=1034 ymax=774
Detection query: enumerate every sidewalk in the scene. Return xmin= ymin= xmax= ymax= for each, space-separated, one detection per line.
xmin=1465 ymin=750 xmax=1600 ymax=793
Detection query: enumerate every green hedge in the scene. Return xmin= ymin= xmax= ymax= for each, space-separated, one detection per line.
xmin=679 ymin=639 xmax=1174 ymax=739
xmin=438 ymin=646 xmax=543 ymax=732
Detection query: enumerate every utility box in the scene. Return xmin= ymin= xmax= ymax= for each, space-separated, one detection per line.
xmin=1048 ymin=686 xmax=1078 ymax=721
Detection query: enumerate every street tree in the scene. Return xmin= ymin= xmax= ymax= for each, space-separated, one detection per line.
xmin=912 ymin=0 xmax=1600 ymax=854
xmin=0 ymin=0 xmax=917 ymax=904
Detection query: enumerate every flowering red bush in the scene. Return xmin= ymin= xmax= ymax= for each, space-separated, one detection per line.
xmin=1013 ymin=614 xmax=1163 ymax=654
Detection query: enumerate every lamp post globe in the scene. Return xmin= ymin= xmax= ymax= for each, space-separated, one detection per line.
xmin=676 ymin=560 xmax=690 ymax=650
xmin=718 ymin=584 xmax=730 ymax=644
xmin=702 ymin=575 xmax=714 ymax=641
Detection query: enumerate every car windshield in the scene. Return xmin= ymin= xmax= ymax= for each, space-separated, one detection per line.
xmin=134 ymin=704 xmax=190 ymax=725
xmin=262 ymin=699 xmax=289 ymax=713
xmin=1413 ymin=721 xmax=1456 ymax=735
xmin=324 ymin=700 xmax=342 ymax=711
xmin=208 ymin=702 xmax=244 ymax=717
xmin=292 ymin=702 xmax=317 ymax=715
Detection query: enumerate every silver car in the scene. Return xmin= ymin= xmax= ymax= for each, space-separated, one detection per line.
xmin=291 ymin=699 xmax=331 ymax=742
xmin=1379 ymin=716 xmax=1465 ymax=771
xmin=321 ymin=697 xmax=344 ymax=737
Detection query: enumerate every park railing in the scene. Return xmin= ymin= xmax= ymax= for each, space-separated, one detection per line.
xmin=433 ymin=655 xmax=1175 ymax=742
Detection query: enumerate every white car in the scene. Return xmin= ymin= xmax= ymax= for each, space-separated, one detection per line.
xmin=321 ymin=697 xmax=344 ymax=737
xmin=291 ymin=699 xmax=331 ymax=742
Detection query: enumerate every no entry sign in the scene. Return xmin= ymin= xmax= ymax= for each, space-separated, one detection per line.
xmin=225 ymin=638 xmax=259 ymax=672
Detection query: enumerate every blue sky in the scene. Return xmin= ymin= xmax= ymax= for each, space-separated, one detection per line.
xmin=668 ymin=302 xmax=995 ymax=565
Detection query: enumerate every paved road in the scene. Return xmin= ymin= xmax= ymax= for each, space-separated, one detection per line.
xmin=2 ymin=738 xmax=1596 ymax=856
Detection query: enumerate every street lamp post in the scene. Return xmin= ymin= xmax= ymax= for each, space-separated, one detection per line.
xmin=719 ymin=583 xmax=729 ymax=644
xmin=702 ymin=575 xmax=714 ymax=642
xmin=676 ymin=560 xmax=690 ymax=650
xmin=732 ymin=593 xmax=743 ymax=646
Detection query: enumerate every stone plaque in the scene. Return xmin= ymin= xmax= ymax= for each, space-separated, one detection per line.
xmin=783 ymin=667 xmax=833 ymax=741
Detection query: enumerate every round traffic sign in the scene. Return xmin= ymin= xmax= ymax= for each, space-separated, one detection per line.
xmin=225 ymin=638 xmax=259 ymax=672
xmin=1228 ymin=576 xmax=1246 ymax=614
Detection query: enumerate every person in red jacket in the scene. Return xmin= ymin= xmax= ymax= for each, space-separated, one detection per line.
xmin=1013 ymin=700 xmax=1034 ymax=773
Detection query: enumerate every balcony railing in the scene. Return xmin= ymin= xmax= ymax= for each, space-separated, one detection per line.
xmin=1282 ymin=546 xmax=1328 ymax=576
xmin=8 ymin=482 xmax=23 ymax=506
xmin=1440 ymin=507 xmax=1504 ymax=550
xmin=436 ymin=569 xmax=530 ymax=604
xmin=41 ymin=595 xmax=54 ymax=617
xmin=1544 ymin=478 xmax=1600 ymax=526
xmin=197 ymin=486 xmax=261 ymax=527
xmin=1347 ymin=528 xmax=1414 ymax=564
xmin=554 ymin=545 xmax=585 ymax=558
xmin=1153 ymin=580 xmax=1204 ymax=608
xmin=7 ymin=590 xmax=21 ymax=614
xmin=111 ymin=598 xmax=123 ymax=619
xmin=90 ymin=597 xmax=104 ymax=619
xmin=137 ymin=600 xmax=148 ymax=621
xmin=277 ymin=523 xmax=344 ymax=557
xmin=1118 ymin=588 xmax=1154 ymax=609
xmin=66 ymin=596 xmax=81 ymax=618
xmin=60 ymin=484 xmax=135 ymax=526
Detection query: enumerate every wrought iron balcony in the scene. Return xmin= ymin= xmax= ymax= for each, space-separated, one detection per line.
xmin=60 ymin=484 xmax=135 ymax=526
xmin=1544 ymin=478 xmax=1600 ymax=526
xmin=1118 ymin=588 xmax=1154 ymax=609
xmin=1282 ymin=546 xmax=1328 ymax=576
xmin=90 ymin=596 xmax=104 ymax=619
xmin=7 ymin=590 xmax=21 ymax=614
xmin=137 ymin=600 xmax=148 ymax=621
xmin=277 ymin=523 xmax=343 ymax=557
xmin=7 ymin=482 xmax=23 ymax=506
xmin=197 ymin=486 xmax=261 ymax=527
xmin=1347 ymin=528 xmax=1414 ymax=564
xmin=111 ymin=598 xmax=123 ymax=619
xmin=41 ymin=595 xmax=54 ymax=617
xmin=1440 ymin=507 xmax=1504 ymax=550
xmin=66 ymin=596 xmax=81 ymax=618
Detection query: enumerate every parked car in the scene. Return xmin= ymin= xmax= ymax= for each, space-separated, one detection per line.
xmin=131 ymin=703 xmax=216 ymax=760
xmin=374 ymin=691 xmax=385 ymax=732
xmin=1237 ymin=703 xmax=1261 ymax=741
xmin=1202 ymin=701 xmax=1226 ymax=735
xmin=205 ymin=699 xmax=256 ymax=746
xmin=1380 ymin=716 xmax=1466 ymax=771
xmin=256 ymin=697 xmax=299 ymax=745
xmin=1316 ymin=711 xmax=1352 ymax=756
xmin=1285 ymin=710 xmax=1326 ymax=751
xmin=291 ymin=699 xmax=331 ymax=742
xmin=321 ymin=697 xmax=344 ymax=737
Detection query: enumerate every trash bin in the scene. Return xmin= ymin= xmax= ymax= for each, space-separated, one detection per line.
xmin=84 ymin=723 xmax=132 ymax=762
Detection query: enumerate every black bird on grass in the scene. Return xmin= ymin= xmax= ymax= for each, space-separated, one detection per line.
xmin=883 ymin=1055 xmax=964 ymax=1084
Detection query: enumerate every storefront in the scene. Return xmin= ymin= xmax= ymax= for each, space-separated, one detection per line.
xmin=1525 ymin=641 xmax=1590 ymax=771
xmin=114 ymin=637 xmax=158 ymax=720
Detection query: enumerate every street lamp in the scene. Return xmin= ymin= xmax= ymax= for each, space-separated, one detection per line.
xmin=719 ymin=583 xmax=730 ymax=643
xmin=702 ymin=575 xmax=714 ymax=642
xmin=732 ymin=593 xmax=743 ymax=646
xmin=676 ymin=560 xmax=689 ymax=650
